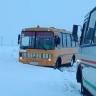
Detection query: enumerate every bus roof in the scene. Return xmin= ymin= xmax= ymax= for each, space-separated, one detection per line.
xmin=84 ymin=6 xmax=96 ymax=23
xmin=22 ymin=26 xmax=72 ymax=34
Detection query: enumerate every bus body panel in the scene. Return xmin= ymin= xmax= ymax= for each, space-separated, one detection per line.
xmin=78 ymin=46 xmax=96 ymax=95
xmin=82 ymin=65 xmax=96 ymax=95
xmin=76 ymin=45 xmax=96 ymax=95
xmin=19 ymin=49 xmax=55 ymax=67
xmin=55 ymin=47 xmax=78 ymax=64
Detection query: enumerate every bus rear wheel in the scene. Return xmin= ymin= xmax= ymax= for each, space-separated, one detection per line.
xmin=80 ymin=68 xmax=92 ymax=96
xmin=77 ymin=64 xmax=91 ymax=95
xmin=70 ymin=55 xmax=75 ymax=67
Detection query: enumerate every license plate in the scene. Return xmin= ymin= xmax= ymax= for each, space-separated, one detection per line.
xmin=30 ymin=62 xmax=38 ymax=65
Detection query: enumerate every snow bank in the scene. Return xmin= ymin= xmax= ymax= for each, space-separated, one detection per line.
xmin=0 ymin=46 xmax=81 ymax=96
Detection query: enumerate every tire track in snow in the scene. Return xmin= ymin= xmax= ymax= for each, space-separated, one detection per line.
xmin=62 ymin=80 xmax=81 ymax=95
xmin=61 ymin=66 xmax=81 ymax=95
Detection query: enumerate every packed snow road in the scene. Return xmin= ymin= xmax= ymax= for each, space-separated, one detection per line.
xmin=0 ymin=46 xmax=81 ymax=96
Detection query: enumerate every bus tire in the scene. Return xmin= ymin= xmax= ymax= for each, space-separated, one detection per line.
xmin=55 ymin=57 xmax=61 ymax=68
xmin=80 ymin=68 xmax=90 ymax=95
xmin=76 ymin=64 xmax=82 ymax=83
xmin=76 ymin=64 xmax=88 ymax=95
xmin=70 ymin=55 xmax=75 ymax=67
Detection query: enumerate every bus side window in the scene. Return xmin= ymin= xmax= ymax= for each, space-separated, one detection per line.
xmin=70 ymin=35 xmax=72 ymax=47
xmin=63 ymin=33 xmax=67 ymax=47
xmin=92 ymin=22 xmax=96 ymax=43
xmin=60 ymin=33 xmax=63 ymax=47
xmin=75 ymin=41 xmax=78 ymax=47
xmin=80 ymin=22 xmax=87 ymax=45
xmin=66 ymin=34 xmax=71 ymax=47
xmin=71 ymin=35 xmax=75 ymax=47
xmin=62 ymin=33 xmax=63 ymax=47
xmin=84 ymin=10 xmax=96 ymax=45
xmin=84 ymin=28 xmax=94 ymax=44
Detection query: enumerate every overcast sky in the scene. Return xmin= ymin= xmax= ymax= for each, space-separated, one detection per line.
xmin=0 ymin=0 xmax=96 ymax=45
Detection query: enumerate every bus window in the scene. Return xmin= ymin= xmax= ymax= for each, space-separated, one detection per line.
xmin=92 ymin=22 xmax=96 ymax=43
xmin=21 ymin=37 xmax=30 ymax=46
xmin=84 ymin=28 xmax=94 ymax=44
xmin=21 ymin=36 xmax=35 ymax=49
xmin=66 ymin=34 xmax=71 ymax=47
xmin=71 ymin=39 xmax=75 ymax=47
xmin=60 ymin=33 xmax=63 ymax=47
xmin=80 ymin=21 xmax=87 ymax=45
xmin=71 ymin=35 xmax=75 ymax=47
xmin=75 ymin=41 xmax=78 ymax=47
xmin=84 ymin=10 xmax=96 ymax=44
xmin=36 ymin=32 xmax=54 ymax=50
xmin=72 ymin=41 xmax=75 ymax=47
xmin=63 ymin=33 xmax=67 ymax=47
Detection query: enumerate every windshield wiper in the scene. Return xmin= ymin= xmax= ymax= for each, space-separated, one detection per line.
xmin=22 ymin=46 xmax=32 ymax=49
xmin=22 ymin=46 xmax=28 ymax=49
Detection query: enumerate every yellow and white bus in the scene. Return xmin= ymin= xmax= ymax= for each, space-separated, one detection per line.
xmin=18 ymin=26 xmax=78 ymax=68
xmin=72 ymin=7 xmax=96 ymax=96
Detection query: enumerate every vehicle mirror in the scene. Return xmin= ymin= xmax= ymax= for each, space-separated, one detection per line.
xmin=57 ymin=37 xmax=60 ymax=44
xmin=55 ymin=36 xmax=60 ymax=44
xmin=18 ymin=34 xmax=20 ymax=44
xmin=71 ymin=35 xmax=79 ymax=42
xmin=72 ymin=25 xmax=78 ymax=36
xmin=72 ymin=25 xmax=78 ymax=41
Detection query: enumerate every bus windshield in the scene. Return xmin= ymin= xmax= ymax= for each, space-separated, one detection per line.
xmin=20 ymin=31 xmax=54 ymax=50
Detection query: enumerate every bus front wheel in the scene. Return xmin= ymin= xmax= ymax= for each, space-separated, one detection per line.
xmin=55 ymin=57 xmax=61 ymax=68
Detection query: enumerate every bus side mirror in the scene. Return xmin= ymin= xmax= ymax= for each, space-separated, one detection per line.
xmin=18 ymin=34 xmax=20 ymax=44
xmin=72 ymin=25 xmax=78 ymax=42
xmin=57 ymin=37 xmax=60 ymax=44
xmin=55 ymin=36 xmax=60 ymax=44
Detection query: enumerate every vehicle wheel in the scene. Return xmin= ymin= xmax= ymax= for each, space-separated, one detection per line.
xmin=70 ymin=55 xmax=75 ymax=67
xmin=55 ymin=58 xmax=61 ymax=68
xmin=70 ymin=58 xmax=74 ymax=66
xmin=76 ymin=64 xmax=82 ymax=83
xmin=54 ymin=61 xmax=59 ymax=69
xmin=80 ymin=66 xmax=90 ymax=95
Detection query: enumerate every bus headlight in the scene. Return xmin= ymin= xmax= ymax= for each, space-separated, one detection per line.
xmin=20 ymin=57 xmax=22 ymax=60
xmin=48 ymin=59 xmax=51 ymax=61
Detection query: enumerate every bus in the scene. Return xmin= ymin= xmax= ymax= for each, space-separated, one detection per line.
xmin=18 ymin=25 xmax=78 ymax=68
xmin=72 ymin=7 xmax=96 ymax=96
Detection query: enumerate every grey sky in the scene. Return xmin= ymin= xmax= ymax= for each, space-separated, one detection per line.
xmin=0 ymin=0 xmax=95 ymax=44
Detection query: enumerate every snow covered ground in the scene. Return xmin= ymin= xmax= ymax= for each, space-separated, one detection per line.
xmin=0 ymin=46 xmax=81 ymax=96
